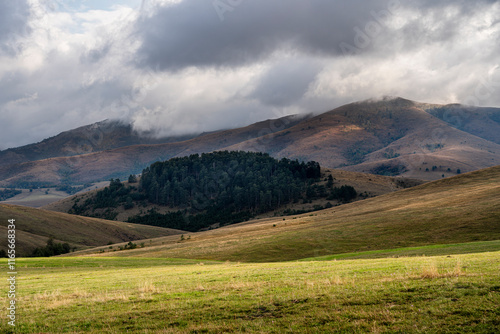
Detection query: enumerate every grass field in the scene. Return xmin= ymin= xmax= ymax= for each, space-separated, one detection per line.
xmin=1 ymin=167 xmax=498 ymax=333
xmin=1 ymin=246 xmax=499 ymax=333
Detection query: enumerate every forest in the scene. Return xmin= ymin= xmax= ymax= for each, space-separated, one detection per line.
xmin=70 ymin=151 xmax=356 ymax=231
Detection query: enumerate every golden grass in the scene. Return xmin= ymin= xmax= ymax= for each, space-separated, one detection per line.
xmin=420 ymin=260 xmax=465 ymax=279
xmin=69 ymin=166 xmax=500 ymax=263
xmin=0 ymin=203 xmax=183 ymax=255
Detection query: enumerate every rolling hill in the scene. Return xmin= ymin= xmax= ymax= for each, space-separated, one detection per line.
xmin=44 ymin=166 xmax=421 ymax=224
xmin=0 ymin=97 xmax=499 ymax=186
xmin=0 ymin=204 xmax=184 ymax=256
xmin=69 ymin=165 xmax=500 ymax=262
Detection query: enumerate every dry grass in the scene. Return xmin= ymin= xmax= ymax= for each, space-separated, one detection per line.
xmin=420 ymin=260 xmax=465 ymax=279
xmin=0 ymin=203 xmax=184 ymax=255
xmin=69 ymin=166 xmax=500 ymax=263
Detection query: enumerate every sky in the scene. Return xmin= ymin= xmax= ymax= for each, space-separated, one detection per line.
xmin=1 ymin=0 xmax=499 ymax=149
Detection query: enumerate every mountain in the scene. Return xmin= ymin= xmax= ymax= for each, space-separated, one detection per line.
xmin=0 ymin=203 xmax=184 ymax=256
xmin=0 ymin=119 xmax=199 ymax=167
xmin=0 ymin=114 xmax=311 ymax=187
xmin=421 ymin=103 xmax=500 ymax=145
xmin=70 ymin=165 xmax=500 ymax=262
xmin=0 ymin=97 xmax=499 ymax=186
xmin=226 ymin=98 xmax=500 ymax=179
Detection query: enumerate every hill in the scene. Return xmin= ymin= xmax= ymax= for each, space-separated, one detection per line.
xmin=0 ymin=119 xmax=198 ymax=167
xmin=70 ymin=165 xmax=500 ymax=262
xmin=422 ymin=103 xmax=500 ymax=145
xmin=226 ymin=98 xmax=500 ymax=180
xmin=0 ymin=204 xmax=184 ymax=256
xmin=0 ymin=98 xmax=499 ymax=186
xmin=44 ymin=167 xmax=416 ymax=221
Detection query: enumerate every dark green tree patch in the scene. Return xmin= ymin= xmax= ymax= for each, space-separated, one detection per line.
xmin=69 ymin=151 xmax=357 ymax=232
xmin=0 ymin=189 xmax=22 ymax=201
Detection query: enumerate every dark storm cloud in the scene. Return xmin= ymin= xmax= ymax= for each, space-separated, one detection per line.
xmin=134 ymin=0 xmax=395 ymax=71
xmin=0 ymin=0 xmax=32 ymax=55
xmin=248 ymin=59 xmax=322 ymax=107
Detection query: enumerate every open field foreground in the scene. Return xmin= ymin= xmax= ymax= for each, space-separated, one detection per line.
xmin=1 ymin=250 xmax=500 ymax=333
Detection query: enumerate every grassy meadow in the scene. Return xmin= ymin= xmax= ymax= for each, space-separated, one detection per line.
xmin=1 ymin=167 xmax=498 ymax=333
xmin=1 ymin=245 xmax=500 ymax=333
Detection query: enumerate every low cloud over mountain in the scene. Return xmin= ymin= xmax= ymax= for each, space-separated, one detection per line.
xmin=1 ymin=0 xmax=499 ymax=149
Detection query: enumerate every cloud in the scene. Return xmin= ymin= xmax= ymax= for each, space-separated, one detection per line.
xmin=0 ymin=0 xmax=32 ymax=55
xmin=247 ymin=58 xmax=323 ymax=107
xmin=134 ymin=0 xmax=393 ymax=70
xmin=1 ymin=0 xmax=500 ymax=151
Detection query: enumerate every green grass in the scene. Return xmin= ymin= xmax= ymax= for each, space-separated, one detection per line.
xmin=299 ymin=240 xmax=500 ymax=261
xmin=1 ymin=249 xmax=500 ymax=333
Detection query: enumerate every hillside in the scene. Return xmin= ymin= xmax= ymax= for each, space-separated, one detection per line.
xmin=226 ymin=98 xmax=500 ymax=180
xmin=0 ymin=119 xmax=198 ymax=167
xmin=0 ymin=114 xmax=309 ymax=187
xmin=422 ymin=103 xmax=500 ymax=145
xmin=44 ymin=165 xmax=419 ymax=225
xmin=0 ymin=98 xmax=498 ymax=186
xmin=71 ymin=165 xmax=500 ymax=262
xmin=0 ymin=204 xmax=184 ymax=256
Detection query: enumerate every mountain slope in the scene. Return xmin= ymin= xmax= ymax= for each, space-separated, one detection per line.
xmin=421 ymin=103 xmax=500 ymax=145
xmin=0 ymin=114 xmax=310 ymax=186
xmin=0 ymin=204 xmax=184 ymax=256
xmin=225 ymin=98 xmax=500 ymax=180
xmin=0 ymin=98 xmax=499 ymax=186
xmin=71 ymin=165 xmax=500 ymax=262
xmin=0 ymin=119 xmax=199 ymax=167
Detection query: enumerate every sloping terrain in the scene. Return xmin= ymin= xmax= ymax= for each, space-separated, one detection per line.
xmin=71 ymin=165 xmax=500 ymax=262
xmin=226 ymin=98 xmax=500 ymax=180
xmin=0 ymin=204 xmax=184 ymax=256
xmin=421 ymin=103 xmax=500 ymax=145
xmin=0 ymin=119 xmax=200 ymax=167
xmin=0 ymin=114 xmax=310 ymax=186
xmin=43 ymin=167 xmax=421 ymax=223
xmin=0 ymin=98 xmax=499 ymax=186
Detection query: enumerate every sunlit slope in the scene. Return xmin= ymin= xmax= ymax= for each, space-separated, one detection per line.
xmin=2 ymin=98 xmax=499 ymax=186
xmin=0 ymin=204 xmax=184 ymax=255
xmin=77 ymin=165 xmax=500 ymax=262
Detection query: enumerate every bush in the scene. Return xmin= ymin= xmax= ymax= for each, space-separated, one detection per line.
xmin=32 ymin=238 xmax=71 ymax=257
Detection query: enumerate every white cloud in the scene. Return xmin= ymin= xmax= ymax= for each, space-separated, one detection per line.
xmin=0 ymin=0 xmax=500 ymax=150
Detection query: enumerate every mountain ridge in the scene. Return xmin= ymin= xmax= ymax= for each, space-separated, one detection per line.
xmin=0 ymin=119 xmax=200 ymax=167
xmin=0 ymin=97 xmax=499 ymax=186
